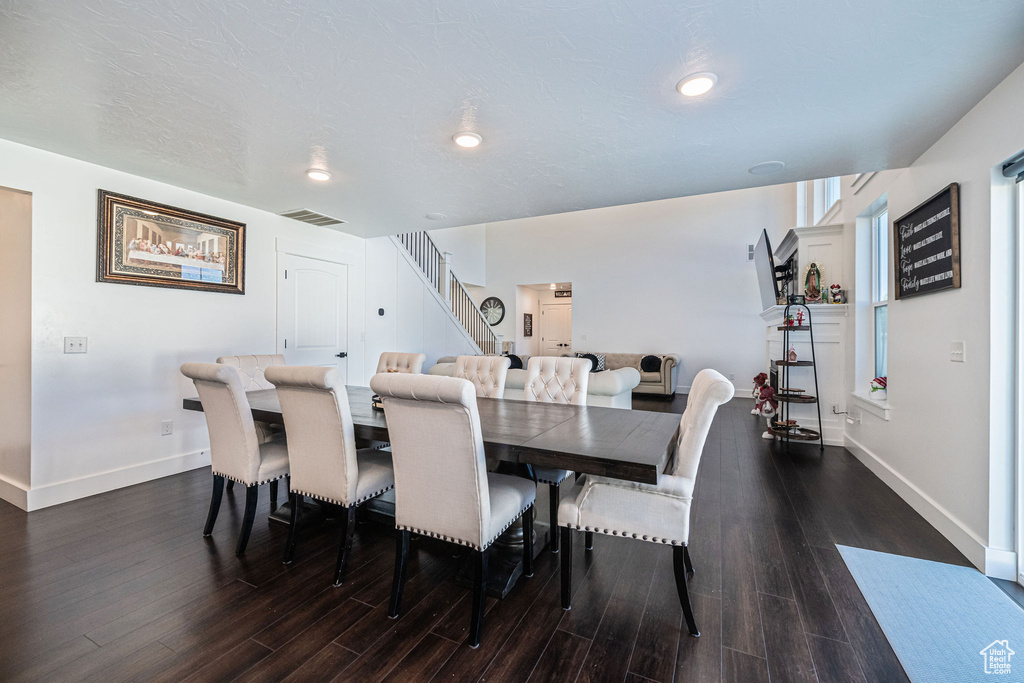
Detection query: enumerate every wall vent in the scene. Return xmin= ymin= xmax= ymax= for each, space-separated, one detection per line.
xmin=279 ymin=208 xmax=346 ymax=227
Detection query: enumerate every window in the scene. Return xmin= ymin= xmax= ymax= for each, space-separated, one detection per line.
xmin=825 ymin=176 xmax=841 ymax=213
xmin=871 ymin=207 xmax=889 ymax=378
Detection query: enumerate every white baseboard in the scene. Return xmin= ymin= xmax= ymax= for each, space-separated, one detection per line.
xmin=25 ymin=449 xmax=211 ymax=512
xmin=0 ymin=473 xmax=29 ymax=511
xmin=985 ymin=547 xmax=1019 ymax=582
xmin=844 ymin=435 xmax=1016 ymax=579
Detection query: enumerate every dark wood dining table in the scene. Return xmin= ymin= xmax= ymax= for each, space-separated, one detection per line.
xmin=182 ymin=385 xmax=681 ymax=597
xmin=183 ymin=384 xmax=681 ymax=485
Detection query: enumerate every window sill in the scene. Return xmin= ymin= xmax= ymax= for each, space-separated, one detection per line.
xmin=850 ymin=392 xmax=890 ymax=421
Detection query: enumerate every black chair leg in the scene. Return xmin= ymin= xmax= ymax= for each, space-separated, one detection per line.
xmin=203 ymin=475 xmax=225 ymax=537
xmin=283 ymin=492 xmax=302 ymax=564
xmin=269 ymin=480 xmax=279 ymax=510
xmin=585 ymin=531 xmax=594 ymax=550
xmin=549 ymin=483 xmax=560 ymax=553
xmin=334 ymin=507 xmax=357 ymax=586
xmin=560 ymin=526 xmax=573 ymax=610
xmin=226 ymin=480 xmax=234 ymax=492
xmin=388 ymin=530 xmax=410 ymax=618
xmin=522 ymin=505 xmax=534 ymax=578
xmin=468 ymin=548 xmax=489 ymax=648
xmin=236 ymin=485 xmax=259 ymax=556
xmin=673 ymin=546 xmax=699 ymax=637
xmin=683 ymin=545 xmax=695 ymax=575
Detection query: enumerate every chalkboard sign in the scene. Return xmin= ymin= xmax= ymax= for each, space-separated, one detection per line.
xmin=523 ymin=313 xmax=533 ymax=337
xmin=893 ymin=183 xmax=960 ymax=300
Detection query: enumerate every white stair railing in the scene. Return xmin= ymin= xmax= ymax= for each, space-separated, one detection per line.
xmin=395 ymin=232 xmax=500 ymax=355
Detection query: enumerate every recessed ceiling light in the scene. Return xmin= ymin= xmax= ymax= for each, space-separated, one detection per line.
xmin=453 ymin=132 xmax=482 ymax=148
xmin=306 ymin=168 xmax=331 ymax=181
xmin=424 ymin=212 xmax=447 ymax=221
xmin=550 ymin=283 xmax=556 ymax=289
xmin=676 ymin=72 xmax=718 ymax=97
xmin=748 ymin=161 xmax=786 ymax=175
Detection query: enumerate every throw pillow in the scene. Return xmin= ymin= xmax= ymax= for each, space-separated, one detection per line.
xmin=507 ymin=354 xmax=523 ymax=370
xmin=640 ymin=355 xmax=662 ymax=372
xmin=576 ymin=352 xmax=605 ymax=372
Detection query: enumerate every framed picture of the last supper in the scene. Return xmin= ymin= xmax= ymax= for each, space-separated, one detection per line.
xmin=96 ymin=190 xmax=246 ymax=295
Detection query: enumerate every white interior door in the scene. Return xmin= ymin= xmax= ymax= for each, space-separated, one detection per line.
xmin=540 ymin=303 xmax=572 ymax=356
xmin=277 ymin=253 xmax=349 ymax=382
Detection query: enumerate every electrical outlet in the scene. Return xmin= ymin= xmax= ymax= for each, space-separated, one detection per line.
xmin=161 ymin=419 xmax=173 ymax=436
xmin=950 ymin=340 xmax=965 ymax=363
xmin=581 ymin=334 xmax=587 ymax=341
xmin=64 ymin=336 xmax=87 ymax=354
xmin=729 ymin=373 xmax=735 ymax=380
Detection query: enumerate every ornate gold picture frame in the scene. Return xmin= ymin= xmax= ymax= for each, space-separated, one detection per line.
xmin=97 ymin=190 xmax=245 ymax=294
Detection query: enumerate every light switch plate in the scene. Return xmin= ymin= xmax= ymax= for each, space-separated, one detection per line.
xmin=64 ymin=336 xmax=87 ymax=354
xmin=950 ymin=340 xmax=965 ymax=362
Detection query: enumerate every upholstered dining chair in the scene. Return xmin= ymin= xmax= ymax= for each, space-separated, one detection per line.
xmin=523 ymin=356 xmax=591 ymax=552
xmin=264 ymin=365 xmax=395 ymax=585
xmin=217 ymin=354 xmax=287 ymax=495
xmin=454 ymin=355 xmax=512 ymax=399
xmin=557 ymin=369 xmax=734 ymax=637
xmin=180 ymin=362 xmax=291 ymax=555
xmin=375 ymin=352 xmax=427 ymax=375
xmin=370 ymin=372 xmax=536 ymax=648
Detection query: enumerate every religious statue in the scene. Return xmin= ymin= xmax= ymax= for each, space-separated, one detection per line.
xmin=803 ymin=262 xmax=824 ymax=302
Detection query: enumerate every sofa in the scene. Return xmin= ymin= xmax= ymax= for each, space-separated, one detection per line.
xmin=428 ymin=361 xmax=641 ymax=409
xmin=597 ymin=353 xmax=681 ymax=397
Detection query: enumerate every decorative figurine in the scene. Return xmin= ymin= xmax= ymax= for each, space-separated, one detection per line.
xmin=752 ymin=372 xmax=768 ymax=413
xmin=788 ymin=345 xmax=798 ymax=362
xmin=870 ymin=376 xmax=887 ymax=399
xmin=829 ymin=283 xmax=843 ymax=304
xmin=795 ymin=310 xmax=805 ymax=326
xmin=755 ymin=384 xmax=778 ymax=418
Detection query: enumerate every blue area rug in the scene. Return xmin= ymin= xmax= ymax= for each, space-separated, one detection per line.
xmin=838 ymin=546 xmax=1024 ymax=681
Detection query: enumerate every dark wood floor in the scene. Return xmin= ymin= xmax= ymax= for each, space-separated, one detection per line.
xmin=0 ymin=395 xmax=973 ymax=682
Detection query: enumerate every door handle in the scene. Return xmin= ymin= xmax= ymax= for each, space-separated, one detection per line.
xmin=335 ymin=352 xmax=348 ymax=358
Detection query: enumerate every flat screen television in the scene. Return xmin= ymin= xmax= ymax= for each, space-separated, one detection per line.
xmin=754 ymin=229 xmax=781 ymax=310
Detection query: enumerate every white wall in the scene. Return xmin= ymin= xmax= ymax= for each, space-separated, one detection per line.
xmin=472 ymin=184 xmax=797 ymax=391
xmin=0 ymin=186 xmax=32 ymax=508
xmin=0 ymin=138 xmax=367 ymax=511
xmin=428 ymin=223 xmax=487 ymax=287
xmin=842 ymin=61 xmax=1024 ymax=577
xmin=364 ymin=236 xmax=479 ymax=378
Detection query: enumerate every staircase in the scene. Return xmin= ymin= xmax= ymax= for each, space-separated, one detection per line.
xmin=394 ymin=232 xmax=501 ymax=355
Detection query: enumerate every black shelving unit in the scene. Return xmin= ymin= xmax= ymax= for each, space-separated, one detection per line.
xmin=772 ymin=304 xmax=825 ymax=451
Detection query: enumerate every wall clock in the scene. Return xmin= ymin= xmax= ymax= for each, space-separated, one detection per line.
xmin=480 ymin=296 xmax=505 ymax=325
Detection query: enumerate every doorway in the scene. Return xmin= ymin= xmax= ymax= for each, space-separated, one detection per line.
xmin=277 ymin=252 xmax=349 ymax=382
xmin=540 ymin=303 xmax=572 ymax=355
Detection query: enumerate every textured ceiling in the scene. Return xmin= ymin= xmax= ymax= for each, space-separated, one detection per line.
xmin=2 ymin=1 xmax=1024 ymax=237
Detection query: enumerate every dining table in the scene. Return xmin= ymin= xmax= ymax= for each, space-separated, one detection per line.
xmin=182 ymin=384 xmax=682 ymax=596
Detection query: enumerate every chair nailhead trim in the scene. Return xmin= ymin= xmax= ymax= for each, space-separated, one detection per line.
xmin=213 ymin=471 xmax=288 ymax=487
xmin=290 ymin=484 xmax=395 ymax=508
xmin=558 ymin=524 xmax=685 ymax=546
xmin=397 ymin=501 xmax=534 ymax=552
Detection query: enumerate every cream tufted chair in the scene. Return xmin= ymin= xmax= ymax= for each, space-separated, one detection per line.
xmin=557 ymin=369 xmax=735 ymax=637
xmin=523 ymin=356 xmax=591 ymax=552
xmin=264 ymin=366 xmax=395 ymax=585
xmin=180 ymin=362 xmax=290 ymax=555
xmin=217 ymin=354 xmax=286 ymax=448
xmin=375 ymin=352 xmax=426 ymax=375
xmin=370 ymin=372 xmax=536 ymax=648
xmin=454 ymin=355 xmax=512 ymax=399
